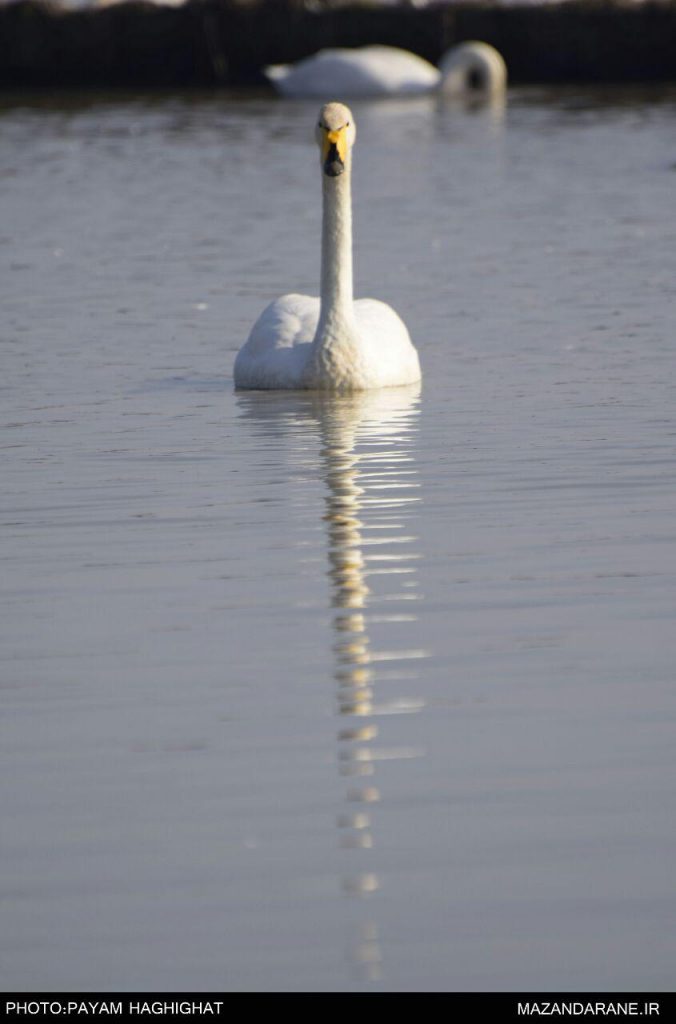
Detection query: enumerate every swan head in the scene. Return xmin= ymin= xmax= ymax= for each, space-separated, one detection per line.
xmin=438 ymin=41 xmax=507 ymax=96
xmin=315 ymin=102 xmax=356 ymax=178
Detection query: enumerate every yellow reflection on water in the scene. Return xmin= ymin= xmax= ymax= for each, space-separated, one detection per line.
xmin=317 ymin=384 xmax=426 ymax=714
xmin=235 ymin=383 xmax=429 ymax=984
xmin=314 ymin=384 xmax=428 ymax=983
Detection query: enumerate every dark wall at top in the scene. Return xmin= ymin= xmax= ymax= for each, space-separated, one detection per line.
xmin=1 ymin=0 xmax=675 ymax=89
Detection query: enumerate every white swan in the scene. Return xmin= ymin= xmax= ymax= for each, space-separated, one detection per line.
xmin=233 ymin=102 xmax=421 ymax=392
xmin=266 ymin=42 xmax=506 ymax=99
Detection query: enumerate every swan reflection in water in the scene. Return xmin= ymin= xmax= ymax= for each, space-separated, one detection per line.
xmin=236 ymin=383 xmax=428 ymax=982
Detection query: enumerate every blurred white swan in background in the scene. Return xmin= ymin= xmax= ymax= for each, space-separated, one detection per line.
xmin=266 ymin=42 xmax=507 ymax=99
xmin=234 ymin=102 xmax=421 ymax=392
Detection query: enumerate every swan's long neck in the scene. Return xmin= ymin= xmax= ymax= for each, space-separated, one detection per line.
xmin=317 ymin=158 xmax=355 ymax=337
xmin=306 ymin=143 xmax=362 ymax=389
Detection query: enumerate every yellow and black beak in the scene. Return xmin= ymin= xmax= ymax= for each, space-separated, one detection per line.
xmin=322 ymin=127 xmax=347 ymax=178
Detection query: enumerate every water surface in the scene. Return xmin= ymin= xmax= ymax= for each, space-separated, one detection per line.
xmin=1 ymin=86 xmax=675 ymax=991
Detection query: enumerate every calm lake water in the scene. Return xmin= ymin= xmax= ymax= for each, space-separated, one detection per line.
xmin=1 ymin=86 xmax=675 ymax=992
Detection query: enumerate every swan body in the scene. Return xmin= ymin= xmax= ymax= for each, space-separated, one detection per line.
xmin=266 ymin=42 xmax=506 ymax=99
xmin=234 ymin=103 xmax=421 ymax=392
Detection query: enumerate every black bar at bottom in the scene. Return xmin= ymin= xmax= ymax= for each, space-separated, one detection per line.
xmin=1 ymin=993 xmax=675 ymax=1020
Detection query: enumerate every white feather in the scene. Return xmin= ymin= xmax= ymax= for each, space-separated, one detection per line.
xmin=266 ymin=42 xmax=506 ymax=99
xmin=234 ymin=103 xmax=422 ymax=393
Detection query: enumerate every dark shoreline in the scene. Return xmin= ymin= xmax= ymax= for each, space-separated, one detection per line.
xmin=2 ymin=0 xmax=676 ymax=90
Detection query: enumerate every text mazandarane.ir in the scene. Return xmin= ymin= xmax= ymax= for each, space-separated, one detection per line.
xmin=518 ymin=1005 xmax=660 ymax=1018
